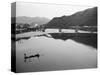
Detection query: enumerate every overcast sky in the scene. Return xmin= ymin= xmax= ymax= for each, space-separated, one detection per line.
xmin=16 ymin=2 xmax=94 ymax=19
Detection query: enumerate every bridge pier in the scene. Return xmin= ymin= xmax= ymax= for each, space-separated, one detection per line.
xmin=59 ymin=28 xmax=62 ymax=32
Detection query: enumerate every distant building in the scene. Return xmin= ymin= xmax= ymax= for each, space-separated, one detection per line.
xmin=34 ymin=24 xmax=38 ymax=27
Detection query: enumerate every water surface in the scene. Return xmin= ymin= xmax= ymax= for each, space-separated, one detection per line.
xmin=16 ymin=32 xmax=97 ymax=72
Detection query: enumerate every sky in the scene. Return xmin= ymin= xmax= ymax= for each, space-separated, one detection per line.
xmin=16 ymin=2 xmax=94 ymax=19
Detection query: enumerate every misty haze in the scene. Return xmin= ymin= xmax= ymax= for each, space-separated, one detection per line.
xmin=11 ymin=2 xmax=97 ymax=73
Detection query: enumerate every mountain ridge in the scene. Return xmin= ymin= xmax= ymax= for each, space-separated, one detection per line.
xmin=45 ymin=7 xmax=97 ymax=29
xmin=11 ymin=16 xmax=50 ymax=26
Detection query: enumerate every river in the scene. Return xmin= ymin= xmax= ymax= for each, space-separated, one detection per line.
xmin=15 ymin=30 xmax=97 ymax=72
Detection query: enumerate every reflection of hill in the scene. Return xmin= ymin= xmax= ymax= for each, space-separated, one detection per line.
xmin=49 ymin=33 xmax=97 ymax=48
xmin=45 ymin=7 xmax=97 ymax=31
xmin=71 ymin=36 xmax=97 ymax=48
xmin=49 ymin=33 xmax=74 ymax=40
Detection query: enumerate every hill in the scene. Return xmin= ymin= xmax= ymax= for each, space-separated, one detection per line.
xmin=12 ymin=16 xmax=50 ymax=26
xmin=45 ymin=7 xmax=97 ymax=29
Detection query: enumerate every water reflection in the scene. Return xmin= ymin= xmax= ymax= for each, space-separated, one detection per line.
xmin=16 ymin=32 xmax=97 ymax=72
xmin=49 ymin=33 xmax=97 ymax=48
